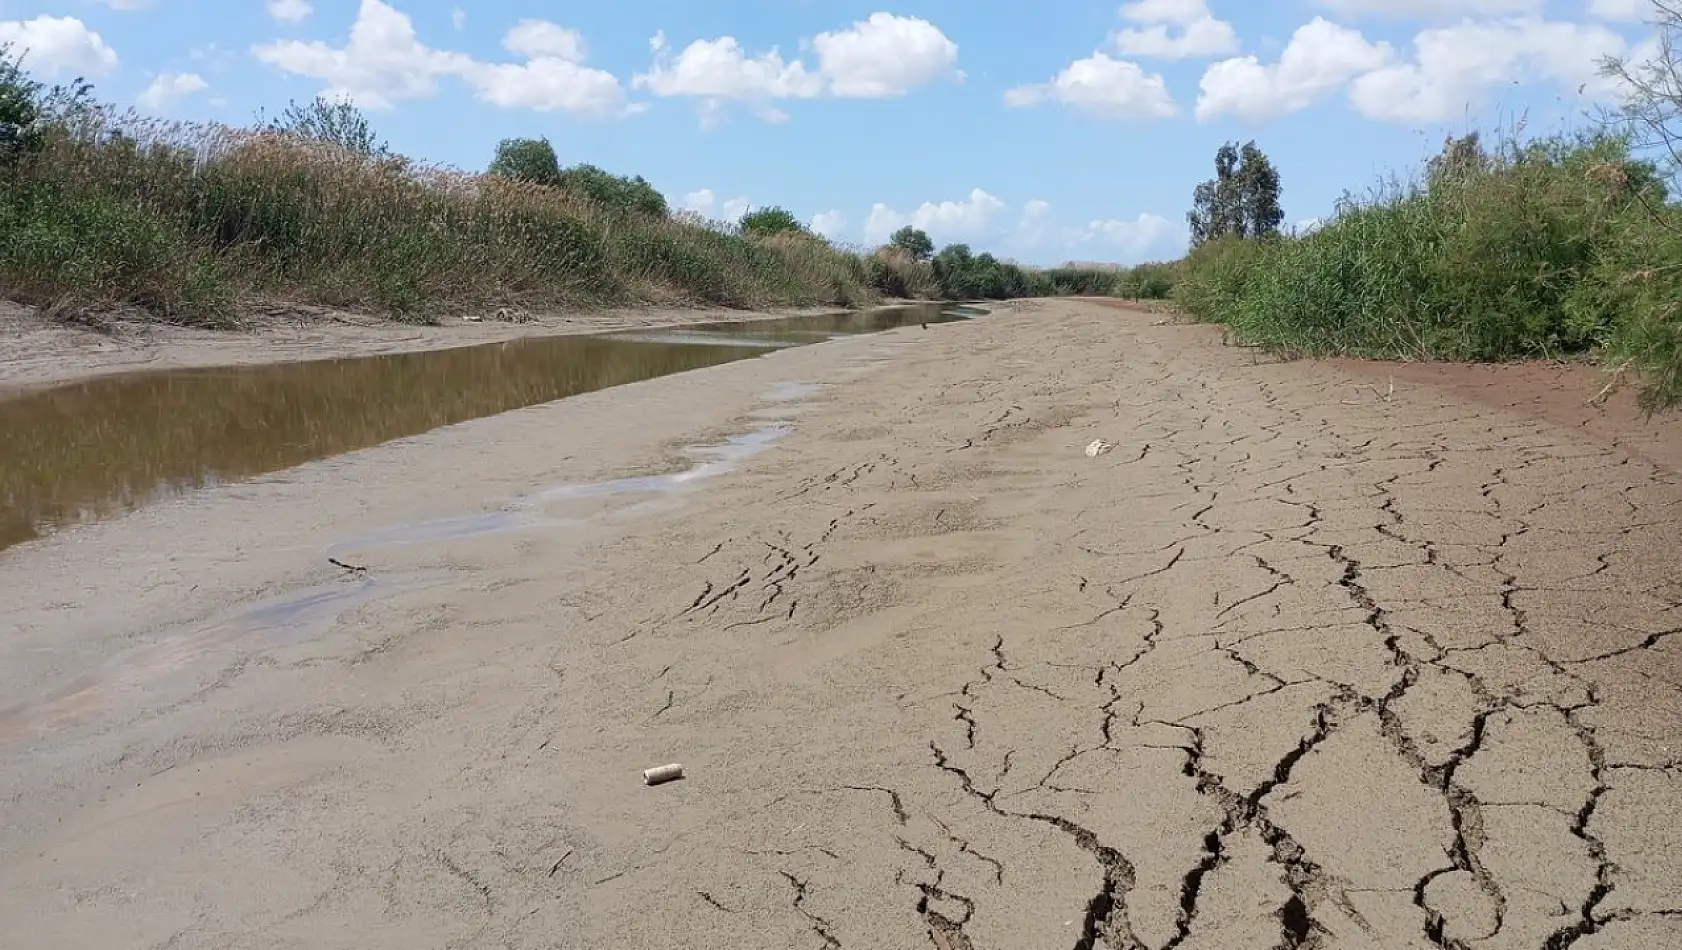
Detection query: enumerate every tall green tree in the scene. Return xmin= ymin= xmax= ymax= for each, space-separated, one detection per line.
xmin=263 ymin=96 xmax=389 ymax=156
xmin=888 ymin=225 xmax=934 ymax=262
xmin=738 ymin=205 xmax=808 ymax=237
xmin=488 ymin=137 xmax=562 ymax=185
xmin=1188 ymin=140 xmax=1283 ymax=246
xmin=0 ymin=43 xmax=92 ymax=163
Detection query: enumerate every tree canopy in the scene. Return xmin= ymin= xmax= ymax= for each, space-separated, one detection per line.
xmin=888 ymin=225 xmax=934 ymax=262
xmin=264 ymin=96 xmax=389 ymax=157
xmin=1188 ymin=141 xmax=1283 ymax=246
xmin=739 ymin=205 xmax=808 ymax=237
xmin=489 ymin=136 xmax=562 ymax=185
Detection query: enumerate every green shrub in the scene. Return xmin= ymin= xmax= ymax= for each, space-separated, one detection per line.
xmin=1178 ymin=133 xmax=1654 ymax=355
xmin=1114 ymin=262 xmax=1175 ymax=299
xmin=1572 ymin=203 xmax=1682 ymax=411
xmin=0 ymin=182 xmax=232 ymax=319
xmin=738 ymin=205 xmax=808 ymax=238
xmin=556 ymin=163 xmax=667 ymax=218
xmin=488 ymin=137 xmax=561 ymax=185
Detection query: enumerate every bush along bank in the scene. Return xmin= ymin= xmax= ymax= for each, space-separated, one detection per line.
xmin=1171 ymin=130 xmax=1682 ymax=411
xmin=0 ymin=49 xmax=1162 ymax=327
xmin=0 ymin=57 xmax=892 ymax=325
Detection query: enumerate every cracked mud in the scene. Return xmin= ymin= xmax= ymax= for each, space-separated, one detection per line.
xmin=3 ymin=300 xmax=1682 ymax=949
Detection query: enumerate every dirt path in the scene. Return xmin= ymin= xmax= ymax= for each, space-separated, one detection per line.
xmin=3 ymin=299 xmax=1681 ymax=949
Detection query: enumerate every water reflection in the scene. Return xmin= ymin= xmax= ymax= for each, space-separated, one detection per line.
xmin=0 ymin=304 xmax=964 ymax=551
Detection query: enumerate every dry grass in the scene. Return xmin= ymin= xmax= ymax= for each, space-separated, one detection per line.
xmin=0 ymin=110 xmax=881 ymax=325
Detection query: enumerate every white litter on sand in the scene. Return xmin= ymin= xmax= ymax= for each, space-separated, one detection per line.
xmin=643 ymin=763 xmax=685 ymax=786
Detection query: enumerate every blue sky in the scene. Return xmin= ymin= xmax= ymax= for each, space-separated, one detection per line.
xmin=0 ymin=0 xmax=1660 ymax=265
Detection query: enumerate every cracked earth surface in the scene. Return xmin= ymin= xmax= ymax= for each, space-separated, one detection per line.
xmin=3 ymin=300 xmax=1682 ymax=949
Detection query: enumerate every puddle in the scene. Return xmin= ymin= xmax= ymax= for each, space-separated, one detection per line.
xmin=0 ymin=420 xmax=798 ymax=740
xmin=328 ymin=424 xmax=791 ymax=556
xmin=0 ymin=303 xmax=968 ymax=551
xmin=0 ymin=570 xmax=447 ymax=742
xmin=0 ymin=314 xmax=934 ymax=740
xmin=764 ymin=382 xmax=822 ymax=402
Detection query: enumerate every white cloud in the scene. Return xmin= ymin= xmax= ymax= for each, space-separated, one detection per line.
xmin=864 ymin=188 xmax=1006 ymax=244
xmin=1014 ymin=199 xmax=1056 ymax=246
xmin=810 ymin=209 xmax=847 ymax=238
xmin=1004 ymin=52 xmax=1176 ymax=118
xmin=0 ymin=16 xmax=119 ymax=75
xmin=1112 ymin=0 xmax=1240 ymax=59
xmin=252 ymin=0 xmax=474 ymax=107
xmin=1315 ymin=0 xmax=1543 ymax=16
xmin=137 ymin=71 xmax=208 ymax=110
xmin=632 ymin=13 xmax=959 ymax=124
xmin=252 ymin=0 xmax=632 ymax=116
xmin=634 ymin=32 xmax=823 ymax=114
xmin=1078 ymin=213 xmax=1179 ymax=257
xmin=266 ymin=0 xmax=313 ymax=24
xmin=1007 ymin=200 xmax=1181 ymax=263
xmin=471 ymin=59 xmax=633 ymax=115
xmin=722 ymin=196 xmax=752 ymax=221
xmin=1348 ymin=18 xmax=1632 ymax=121
xmin=503 ymin=19 xmax=587 ymax=61
xmin=1196 ymin=18 xmax=1393 ymax=121
xmin=451 ymin=7 xmax=466 ymax=30
xmin=1588 ymin=0 xmax=1649 ymax=19
xmin=679 ymin=189 xmax=752 ymax=222
xmin=811 ymin=13 xmax=962 ymax=97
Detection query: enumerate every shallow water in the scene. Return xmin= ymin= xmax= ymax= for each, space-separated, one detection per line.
xmin=0 ymin=303 xmax=967 ymax=551
xmin=326 ymin=423 xmax=792 ymax=556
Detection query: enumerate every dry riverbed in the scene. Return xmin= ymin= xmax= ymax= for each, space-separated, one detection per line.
xmin=3 ymin=299 xmax=1682 ymax=949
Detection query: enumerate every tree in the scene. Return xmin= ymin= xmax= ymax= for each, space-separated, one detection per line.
xmin=263 ymin=96 xmax=388 ymax=156
xmin=488 ymin=137 xmax=561 ymax=185
xmin=1235 ymin=142 xmax=1283 ymax=238
xmin=1599 ymin=3 xmax=1682 ymax=196
xmin=1188 ymin=140 xmax=1283 ymax=246
xmin=0 ymin=44 xmax=44 ymax=161
xmin=889 ymin=225 xmax=934 ymax=262
xmin=0 ymin=43 xmax=92 ymax=163
xmin=738 ymin=205 xmax=808 ymax=237
xmin=556 ymin=163 xmax=668 ymax=217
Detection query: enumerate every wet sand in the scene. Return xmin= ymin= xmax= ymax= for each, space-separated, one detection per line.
xmin=0 ymin=300 xmax=885 ymax=390
xmin=3 ymin=298 xmax=1682 ymax=949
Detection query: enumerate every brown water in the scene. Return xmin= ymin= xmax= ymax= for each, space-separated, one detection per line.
xmin=0 ymin=303 xmax=969 ymax=551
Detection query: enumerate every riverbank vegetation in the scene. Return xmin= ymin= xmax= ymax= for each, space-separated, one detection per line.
xmin=0 ymin=55 xmax=891 ymax=325
xmin=1170 ymin=128 xmax=1680 ymax=410
xmin=1161 ymin=9 xmax=1682 ymax=411
xmin=0 ymin=48 xmax=1143 ymax=327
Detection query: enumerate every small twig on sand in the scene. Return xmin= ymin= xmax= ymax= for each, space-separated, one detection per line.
xmin=548 ymin=850 xmax=575 ymax=877
xmin=1590 ymin=365 xmax=1626 ymax=407
xmin=328 ymin=556 xmax=367 ymax=574
xmin=1340 ymin=377 xmax=1396 ymax=405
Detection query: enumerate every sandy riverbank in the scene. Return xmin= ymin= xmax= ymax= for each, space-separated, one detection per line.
xmin=0 ymin=299 xmax=920 ymax=390
xmin=3 ymin=299 xmax=1681 ymax=949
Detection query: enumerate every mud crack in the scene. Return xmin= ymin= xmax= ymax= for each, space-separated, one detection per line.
xmin=781 ymin=871 xmax=841 ymax=949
